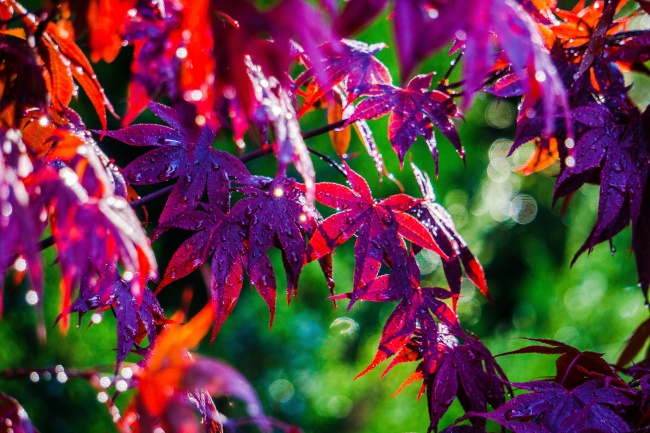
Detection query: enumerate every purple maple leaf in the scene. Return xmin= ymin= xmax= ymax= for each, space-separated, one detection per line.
xmin=158 ymin=178 xmax=311 ymax=335
xmin=555 ymin=102 xmax=650 ymax=261
xmin=468 ymin=379 xmax=634 ymax=433
xmin=105 ymin=102 xmax=250 ymax=224
xmin=63 ymin=266 xmax=165 ymax=371
xmin=348 ymin=74 xmax=462 ymax=173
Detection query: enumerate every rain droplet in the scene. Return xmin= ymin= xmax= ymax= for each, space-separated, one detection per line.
xmin=565 ymin=156 xmax=576 ymax=167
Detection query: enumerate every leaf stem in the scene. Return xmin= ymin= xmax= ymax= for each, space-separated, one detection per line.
xmin=437 ymin=51 xmax=464 ymax=90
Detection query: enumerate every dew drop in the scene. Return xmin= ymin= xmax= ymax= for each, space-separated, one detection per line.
xmin=565 ymin=156 xmax=576 ymax=167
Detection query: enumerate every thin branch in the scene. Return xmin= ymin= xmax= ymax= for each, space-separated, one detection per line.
xmin=307 ymin=147 xmax=346 ymax=177
xmin=239 ymin=146 xmax=272 ymax=163
xmin=437 ymin=51 xmax=464 ymax=90
xmin=302 ymin=119 xmax=348 ymax=140
xmin=129 ymin=184 xmax=174 ymax=208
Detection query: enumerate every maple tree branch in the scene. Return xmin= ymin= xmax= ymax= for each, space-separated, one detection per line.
xmin=0 ymin=365 xmax=97 ymax=381
xmin=235 ymin=119 xmax=349 ymax=165
xmin=302 ymin=119 xmax=348 ymax=139
xmin=129 ymin=184 xmax=175 ymax=208
xmin=307 ymin=147 xmax=347 ymax=177
xmin=239 ymin=147 xmax=272 ymax=163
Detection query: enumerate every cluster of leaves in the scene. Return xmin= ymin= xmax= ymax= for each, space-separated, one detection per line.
xmin=0 ymin=0 xmax=649 ymax=432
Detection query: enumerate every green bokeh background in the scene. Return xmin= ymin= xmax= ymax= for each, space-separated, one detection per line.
xmin=1 ymin=3 xmax=650 ymax=432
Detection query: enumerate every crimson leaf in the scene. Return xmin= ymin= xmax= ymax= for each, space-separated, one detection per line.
xmin=305 ymin=162 xmax=447 ymax=292
xmin=410 ymin=163 xmax=489 ymax=300
xmin=158 ymin=178 xmax=310 ymax=335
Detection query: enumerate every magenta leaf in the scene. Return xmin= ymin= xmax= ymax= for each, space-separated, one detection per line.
xmin=105 ymin=102 xmax=251 ymax=223
xmin=158 ymin=178 xmax=310 ymax=335
xmin=348 ymin=74 xmax=461 ymax=172
xmin=296 ymin=39 xmax=392 ymax=105
xmin=0 ymin=132 xmax=43 ymax=315
xmin=305 ymin=162 xmax=447 ymax=293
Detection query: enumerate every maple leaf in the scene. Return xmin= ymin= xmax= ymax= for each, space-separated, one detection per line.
xmin=0 ymin=36 xmax=49 ymax=127
xmin=606 ymin=30 xmax=650 ymax=67
xmin=105 ymin=102 xmax=250 ymax=224
xmin=0 ymin=393 xmax=39 ymax=433
xmin=555 ymin=102 xmax=650 ymax=261
xmin=410 ymin=163 xmax=488 ymax=301
xmin=32 ymin=161 xmax=156 ymax=332
xmin=119 ymin=3 xmax=184 ymax=125
xmin=500 ymin=338 xmax=623 ymax=389
xmin=246 ymin=60 xmax=316 ymax=204
xmin=469 ymin=378 xmax=634 ymax=432
xmin=332 ymin=246 xmax=503 ymax=432
xmin=348 ymin=74 xmax=462 ymax=172
xmin=295 ymin=39 xmax=392 ymax=114
xmin=305 ymin=162 xmax=447 ymax=293
xmin=63 ymin=266 xmax=166 ymax=371
xmin=3 ymin=1 xmax=117 ymax=130
xmin=86 ymin=0 xmax=137 ymax=63
xmin=428 ymin=338 xmax=508 ymax=432
xmin=158 ymin=178 xmax=311 ymax=335
xmin=389 ymin=0 xmax=567 ymax=135
xmin=331 ymin=243 xmax=456 ymax=370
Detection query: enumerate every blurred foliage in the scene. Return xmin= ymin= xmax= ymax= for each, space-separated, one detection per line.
xmin=1 ymin=6 xmax=649 ymax=433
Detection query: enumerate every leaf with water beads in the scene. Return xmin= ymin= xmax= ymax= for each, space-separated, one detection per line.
xmin=555 ymin=102 xmax=650 ymax=263
xmin=64 ymin=269 xmax=165 ymax=372
xmin=158 ymin=178 xmax=310 ymax=336
xmin=304 ymin=162 xmax=447 ymax=293
xmin=0 ymin=392 xmax=39 ymax=433
xmin=467 ymin=378 xmax=634 ymax=433
xmin=410 ymin=163 xmax=489 ymax=301
xmin=104 ymin=102 xmax=250 ymax=224
xmin=348 ymin=74 xmax=462 ymax=173
xmin=295 ymin=39 xmax=392 ymax=114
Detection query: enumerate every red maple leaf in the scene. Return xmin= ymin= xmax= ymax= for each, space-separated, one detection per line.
xmin=157 ymin=178 xmax=311 ymax=335
xmin=304 ymin=162 xmax=448 ymax=292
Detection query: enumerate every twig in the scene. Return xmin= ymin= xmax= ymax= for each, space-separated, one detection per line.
xmin=307 ymin=147 xmax=346 ymax=177
xmin=302 ymin=119 xmax=348 ymax=140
